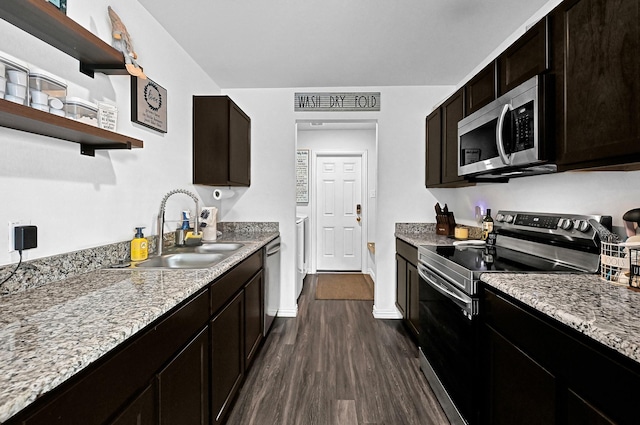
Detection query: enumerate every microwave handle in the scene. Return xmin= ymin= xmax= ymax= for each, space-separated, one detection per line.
xmin=497 ymin=104 xmax=511 ymax=165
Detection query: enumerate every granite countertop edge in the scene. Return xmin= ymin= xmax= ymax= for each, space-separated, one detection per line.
xmin=395 ymin=226 xmax=640 ymax=366
xmin=0 ymin=231 xmax=278 ymax=423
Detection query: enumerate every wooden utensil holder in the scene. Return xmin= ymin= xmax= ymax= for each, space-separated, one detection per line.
xmin=436 ymin=212 xmax=456 ymax=236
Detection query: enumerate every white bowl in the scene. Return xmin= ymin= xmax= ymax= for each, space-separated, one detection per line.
xmin=7 ymin=82 xmax=27 ymax=98
xmin=30 ymin=89 xmax=48 ymax=105
xmin=49 ymin=108 xmax=65 ymax=117
xmin=7 ymin=70 xmax=27 ymax=85
xmin=31 ymin=102 xmax=49 ymax=112
xmin=49 ymin=97 xmax=63 ymax=110
xmin=4 ymin=94 xmax=25 ymax=104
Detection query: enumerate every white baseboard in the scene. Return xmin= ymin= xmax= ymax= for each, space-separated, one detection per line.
xmin=277 ymin=307 xmax=298 ymax=317
xmin=372 ymin=305 xmax=403 ymax=319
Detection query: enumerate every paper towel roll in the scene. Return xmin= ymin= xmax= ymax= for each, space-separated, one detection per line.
xmin=213 ymin=189 xmax=235 ymax=200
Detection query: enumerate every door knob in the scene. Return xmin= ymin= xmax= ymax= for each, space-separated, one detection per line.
xmin=356 ymin=216 xmax=361 ymax=222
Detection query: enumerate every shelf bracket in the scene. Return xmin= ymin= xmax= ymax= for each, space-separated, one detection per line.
xmin=81 ymin=142 xmax=132 ymax=157
xmin=79 ymin=62 xmax=95 ymax=78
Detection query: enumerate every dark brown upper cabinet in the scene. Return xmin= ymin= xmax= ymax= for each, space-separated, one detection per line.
xmin=193 ymin=96 xmax=251 ymax=187
xmin=425 ymin=89 xmax=473 ymax=188
xmin=551 ymin=0 xmax=640 ymax=171
xmin=465 ymin=63 xmax=496 ymax=115
xmin=425 ymin=108 xmax=442 ymax=188
xmin=441 ymin=88 xmax=467 ymax=185
xmin=498 ymin=17 xmax=550 ymax=96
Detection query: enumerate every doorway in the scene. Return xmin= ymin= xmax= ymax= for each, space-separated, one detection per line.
xmin=295 ymin=120 xmax=377 ymax=278
xmin=316 ymin=153 xmax=364 ymax=271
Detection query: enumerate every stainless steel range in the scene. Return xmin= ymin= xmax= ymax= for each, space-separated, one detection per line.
xmin=417 ymin=210 xmax=613 ymax=425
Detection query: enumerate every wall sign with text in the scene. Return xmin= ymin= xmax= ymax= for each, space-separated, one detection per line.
xmin=294 ymin=92 xmax=380 ymax=112
xmin=131 ymin=76 xmax=167 ymax=133
xmin=296 ymin=149 xmax=309 ymax=203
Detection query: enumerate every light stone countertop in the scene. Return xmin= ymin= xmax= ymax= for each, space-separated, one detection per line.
xmin=395 ymin=225 xmax=640 ymax=366
xmin=0 ymin=231 xmax=278 ymax=424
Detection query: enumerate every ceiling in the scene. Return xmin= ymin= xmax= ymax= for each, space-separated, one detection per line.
xmin=139 ymin=0 xmax=550 ymax=89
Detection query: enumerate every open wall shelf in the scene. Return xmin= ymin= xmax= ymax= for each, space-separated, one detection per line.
xmin=0 ymin=99 xmax=143 ymax=156
xmin=0 ymin=0 xmax=128 ymax=77
xmin=0 ymin=1 xmax=145 ymax=155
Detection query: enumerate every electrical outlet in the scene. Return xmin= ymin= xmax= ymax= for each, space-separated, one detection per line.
xmin=8 ymin=220 xmax=30 ymax=252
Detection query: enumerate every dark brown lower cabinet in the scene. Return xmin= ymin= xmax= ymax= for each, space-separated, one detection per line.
xmin=158 ymin=327 xmax=209 ymax=425
xmin=395 ymin=239 xmax=419 ymax=340
xmin=110 ymin=384 xmax=156 ymax=425
xmin=211 ymin=291 xmax=245 ymax=425
xmin=483 ymin=326 xmax=556 ymax=425
xmin=482 ymin=287 xmax=638 ymax=425
xmin=7 ymin=250 xmax=266 ymax=425
xmin=244 ymin=271 xmax=264 ymax=369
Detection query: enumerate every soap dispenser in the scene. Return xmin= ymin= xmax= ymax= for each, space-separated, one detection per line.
xmin=131 ymin=227 xmax=148 ymax=261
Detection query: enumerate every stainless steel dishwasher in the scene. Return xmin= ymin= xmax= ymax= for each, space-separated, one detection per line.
xmin=263 ymin=237 xmax=281 ymax=336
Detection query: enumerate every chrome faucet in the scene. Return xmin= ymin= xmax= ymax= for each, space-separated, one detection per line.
xmin=157 ymin=189 xmax=200 ymax=256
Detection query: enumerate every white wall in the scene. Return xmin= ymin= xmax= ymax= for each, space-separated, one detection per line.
xmin=0 ymin=0 xmax=221 ymax=267
xmin=296 ymin=128 xmax=377 ymax=275
xmin=222 ymin=86 xmax=454 ymax=318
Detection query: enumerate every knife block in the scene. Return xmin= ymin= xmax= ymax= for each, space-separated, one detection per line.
xmin=436 ymin=212 xmax=456 ymax=236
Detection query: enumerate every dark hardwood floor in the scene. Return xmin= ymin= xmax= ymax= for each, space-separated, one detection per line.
xmin=226 ymin=274 xmax=450 ymax=425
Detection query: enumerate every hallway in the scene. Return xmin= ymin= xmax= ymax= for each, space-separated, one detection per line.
xmin=226 ymin=274 xmax=449 ymax=425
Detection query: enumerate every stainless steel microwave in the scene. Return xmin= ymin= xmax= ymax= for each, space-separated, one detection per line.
xmin=458 ymin=75 xmax=555 ymax=179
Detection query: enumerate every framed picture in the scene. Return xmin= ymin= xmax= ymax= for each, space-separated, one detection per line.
xmin=46 ymin=0 xmax=67 ymax=14
xmin=131 ymin=76 xmax=167 ymax=133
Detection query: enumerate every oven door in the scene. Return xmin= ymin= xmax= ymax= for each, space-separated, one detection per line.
xmin=418 ymin=263 xmax=480 ymax=425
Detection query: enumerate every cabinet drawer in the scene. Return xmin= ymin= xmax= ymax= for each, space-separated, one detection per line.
xmin=211 ymin=250 xmax=263 ymax=315
xmin=396 ymin=238 xmax=417 ymax=265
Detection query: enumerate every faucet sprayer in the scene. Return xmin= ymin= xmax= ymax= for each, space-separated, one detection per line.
xmin=157 ymin=189 xmax=200 ymax=256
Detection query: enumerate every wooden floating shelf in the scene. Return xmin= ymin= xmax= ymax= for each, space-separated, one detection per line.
xmin=0 ymin=0 xmax=128 ymax=77
xmin=0 ymin=99 xmax=143 ymax=156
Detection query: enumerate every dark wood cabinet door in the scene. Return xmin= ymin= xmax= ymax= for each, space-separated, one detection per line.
xmin=193 ymin=96 xmax=251 ymax=186
xmin=407 ymin=262 xmax=420 ymax=338
xmin=229 ymin=103 xmax=251 ymax=186
xmin=244 ymin=271 xmax=263 ymax=369
xmin=395 ymin=254 xmax=407 ymax=318
xmin=483 ymin=326 xmax=556 ymax=425
xmin=567 ymin=389 xmax=615 ymax=425
xmin=211 ymin=291 xmax=245 ymax=425
xmin=425 ymin=109 xmax=442 ymax=187
xmin=441 ymin=88 xmax=465 ymax=184
xmin=109 ymin=384 xmax=156 ymax=425
xmin=498 ymin=17 xmax=549 ymax=96
xmin=465 ymin=62 xmax=496 ymax=115
xmin=552 ymin=0 xmax=640 ymax=169
xmin=158 ymin=327 xmax=209 ymax=425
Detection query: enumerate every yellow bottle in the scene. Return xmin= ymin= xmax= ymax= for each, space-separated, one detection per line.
xmin=131 ymin=227 xmax=148 ymax=261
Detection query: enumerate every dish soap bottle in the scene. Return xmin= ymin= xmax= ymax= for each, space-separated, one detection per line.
xmin=481 ymin=209 xmax=494 ymax=241
xmin=131 ymin=227 xmax=148 ymax=261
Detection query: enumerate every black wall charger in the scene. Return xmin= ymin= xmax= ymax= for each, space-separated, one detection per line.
xmin=14 ymin=225 xmax=37 ymax=251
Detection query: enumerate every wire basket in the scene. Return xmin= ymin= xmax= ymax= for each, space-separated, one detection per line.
xmin=600 ymin=242 xmax=640 ymax=287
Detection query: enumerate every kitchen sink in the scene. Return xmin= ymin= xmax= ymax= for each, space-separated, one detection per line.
xmin=134 ymin=252 xmax=227 ymax=269
xmin=195 ymin=242 xmax=245 ymax=253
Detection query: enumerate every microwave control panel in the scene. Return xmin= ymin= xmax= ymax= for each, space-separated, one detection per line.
xmin=512 ymin=100 xmax=535 ymax=151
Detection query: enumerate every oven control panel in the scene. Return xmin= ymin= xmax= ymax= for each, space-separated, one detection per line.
xmin=495 ymin=210 xmax=612 ymax=240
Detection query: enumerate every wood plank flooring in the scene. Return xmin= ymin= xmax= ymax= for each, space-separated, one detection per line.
xmin=225 ymin=274 xmax=450 ymax=425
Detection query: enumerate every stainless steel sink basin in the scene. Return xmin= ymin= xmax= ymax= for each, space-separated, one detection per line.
xmin=195 ymin=242 xmax=245 ymax=253
xmin=135 ymin=252 xmax=226 ymax=269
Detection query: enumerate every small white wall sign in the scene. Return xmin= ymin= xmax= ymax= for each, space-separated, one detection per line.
xmin=296 ymin=149 xmax=310 ymax=203
xmin=294 ymin=92 xmax=380 ymax=112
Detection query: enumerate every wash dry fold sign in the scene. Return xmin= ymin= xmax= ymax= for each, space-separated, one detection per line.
xmin=294 ymin=92 xmax=380 ymax=111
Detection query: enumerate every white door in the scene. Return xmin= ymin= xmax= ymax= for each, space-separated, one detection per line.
xmin=316 ymin=155 xmax=362 ymax=271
